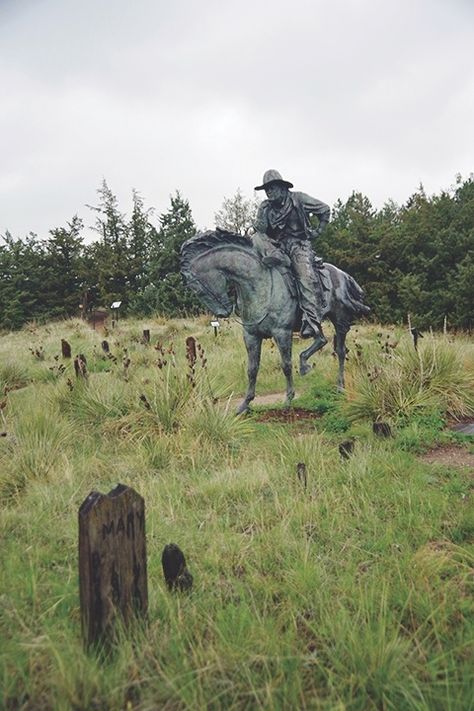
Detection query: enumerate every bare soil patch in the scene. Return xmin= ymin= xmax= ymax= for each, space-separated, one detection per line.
xmin=254 ymin=407 xmax=321 ymax=425
xmin=253 ymin=391 xmax=300 ymax=407
xmin=420 ymin=444 xmax=474 ymax=471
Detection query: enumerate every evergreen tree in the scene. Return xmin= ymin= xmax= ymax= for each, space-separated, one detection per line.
xmin=87 ymin=180 xmax=130 ymax=306
xmin=42 ymin=216 xmax=84 ymax=317
xmin=0 ymin=232 xmax=47 ymax=329
xmin=130 ymin=191 xmax=202 ymax=316
xmin=127 ymin=190 xmax=158 ymax=293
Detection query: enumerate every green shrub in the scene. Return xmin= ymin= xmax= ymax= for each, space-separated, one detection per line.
xmin=348 ymin=338 xmax=474 ymax=424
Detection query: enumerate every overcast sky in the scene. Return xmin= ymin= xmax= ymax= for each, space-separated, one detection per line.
xmin=1 ymin=0 xmax=473 ymax=239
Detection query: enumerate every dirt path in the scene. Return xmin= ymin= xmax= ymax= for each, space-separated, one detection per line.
xmin=229 ymin=391 xmax=298 ymax=408
xmin=419 ymin=445 xmax=474 ymax=471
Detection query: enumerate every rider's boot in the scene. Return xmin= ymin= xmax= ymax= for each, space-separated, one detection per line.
xmin=300 ymin=318 xmax=328 ymax=346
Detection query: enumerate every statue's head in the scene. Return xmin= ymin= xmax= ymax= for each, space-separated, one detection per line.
xmin=180 ymin=233 xmax=234 ymax=318
xmin=254 ymin=169 xmax=293 ymax=207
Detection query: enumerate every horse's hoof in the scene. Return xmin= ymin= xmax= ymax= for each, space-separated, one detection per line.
xmin=299 ymin=363 xmax=311 ymax=376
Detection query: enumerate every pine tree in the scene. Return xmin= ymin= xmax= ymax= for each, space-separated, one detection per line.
xmin=128 ymin=190 xmax=158 ymax=292
xmin=131 ymin=191 xmax=201 ymax=316
xmin=43 ymin=216 xmax=84 ymax=317
xmin=87 ymin=180 xmax=130 ymax=306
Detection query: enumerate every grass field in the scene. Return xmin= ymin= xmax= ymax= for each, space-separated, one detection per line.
xmin=0 ymin=316 xmax=473 ymax=710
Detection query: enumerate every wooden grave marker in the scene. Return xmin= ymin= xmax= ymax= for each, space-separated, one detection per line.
xmin=78 ymin=484 xmax=148 ymax=648
xmin=61 ymin=338 xmax=72 ymax=358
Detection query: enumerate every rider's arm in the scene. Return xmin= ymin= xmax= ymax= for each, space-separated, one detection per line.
xmin=297 ymin=192 xmax=331 ymax=234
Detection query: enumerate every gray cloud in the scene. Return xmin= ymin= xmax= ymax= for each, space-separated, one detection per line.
xmin=1 ymin=0 xmax=473 ymax=239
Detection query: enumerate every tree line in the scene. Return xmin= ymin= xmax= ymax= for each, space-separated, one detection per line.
xmin=0 ymin=176 xmax=472 ymax=331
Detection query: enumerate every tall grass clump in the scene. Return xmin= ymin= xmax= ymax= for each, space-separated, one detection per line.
xmin=187 ymin=396 xmax=255 ymax=452
xmin=347 ymin=337 xmax=474 ymax=424
xmin=53 ymin=374 xmax=132 ymax=426
xmin=0 ymin=360 xmax=30 ymax=392
xmin=0 ymin=398 xmax=73 ymax=500
xmin=137 ymin=363 xmax=195 ymax=434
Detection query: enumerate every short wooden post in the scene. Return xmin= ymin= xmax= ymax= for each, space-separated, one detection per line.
xmin=61 ymin=339 xmax=71 ymax=358
xmin=78 ymin=484 xmax=148 ymax=648
xmin=296 ymin=462 xmax=307 ymax=490
xmin=339 ymin=439 xmax=354 ymax=459
xmin=372 ymin=422 xmax=392 ymax=438
xmin=143 ymin=329 xmax=150 ymax=344
xmin=161 ymin=543 xmax=193 ymax=592
xmin=74 ymin=354 xmax=88 ymax=379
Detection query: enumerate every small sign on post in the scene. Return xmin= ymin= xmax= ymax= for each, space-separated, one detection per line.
xmin=211 ymin=320 xmax=220 ymax=338
xmin=110 ymin=301 xmax=122 ymax=327
xmin=78 ymin=484 xmax=148 ymax=648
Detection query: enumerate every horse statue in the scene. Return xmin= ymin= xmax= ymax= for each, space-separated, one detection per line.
xmin=180 ymin=230 xmax=370 ymax=414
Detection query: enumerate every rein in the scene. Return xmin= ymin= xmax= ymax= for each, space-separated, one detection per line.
xmin=185 ymin=271 xmax=233 ymax=316
xmin=235 ymin=269 xmax=273 ymax=328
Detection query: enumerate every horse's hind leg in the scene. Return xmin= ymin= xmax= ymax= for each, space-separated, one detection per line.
xmin=299 ymin=332 xmax=327 ymax=375
xmin=334 ymin=320 xmax=350 ymax=391
xmin=273 ymin=329 xmax=295 ymax=406
xmin=237 ymin=331 xmax=262 ymax=414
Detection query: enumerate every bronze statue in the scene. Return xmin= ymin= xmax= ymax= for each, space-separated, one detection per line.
xmin=254 ymin=169 xmax=330 ymax=346
xmin=180 ymin=230 xmax=369 ymax=413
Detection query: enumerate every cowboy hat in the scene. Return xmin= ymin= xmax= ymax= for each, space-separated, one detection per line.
xmin=254 ymin=169 xmax=294 ymax=191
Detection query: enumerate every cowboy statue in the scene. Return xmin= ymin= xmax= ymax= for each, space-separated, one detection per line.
xmin=252 ymin=169 xmax=330 ymax=347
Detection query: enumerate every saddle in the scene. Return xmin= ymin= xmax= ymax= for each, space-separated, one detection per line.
xmin=260 ymin=250 xmax=330 ymax=300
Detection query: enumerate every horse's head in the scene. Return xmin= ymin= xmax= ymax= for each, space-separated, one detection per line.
xmin=180 ymin=232 xmax=234 ymax=317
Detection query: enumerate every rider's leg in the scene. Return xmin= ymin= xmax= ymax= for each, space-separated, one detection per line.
xmin=287 ymin=240 xmax=327 ymax=345
xmin=251 ymin=232 xmax=291 ymax=268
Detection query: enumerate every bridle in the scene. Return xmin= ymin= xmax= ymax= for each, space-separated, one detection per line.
xmin=185 ymin=270 xmax=233 ymax=317
xmin=185 ymin=265 xmax=273 ymax=329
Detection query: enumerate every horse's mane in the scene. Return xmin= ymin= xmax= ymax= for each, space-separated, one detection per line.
xmin=180 ymin=229 xmax=254 ymax=273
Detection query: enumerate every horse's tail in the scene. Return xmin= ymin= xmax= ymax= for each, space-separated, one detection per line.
xmin=324 ymin=264 xmax=371 ymax=318
xmin=345 ymin=273 xmax=371 ymax=316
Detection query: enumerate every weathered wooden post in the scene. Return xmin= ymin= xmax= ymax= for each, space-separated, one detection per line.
xmin=61 ymin=339 xmax=72 ymax=358
xmin=161 ymin=543 xmax=193 ymax=592
xmin=78 ymin=484 xmax=148 ymax=648
xmin=339 ymin=439 xmax=355 ymax=460
xmin=296 ymin=462 xmax=307 ymax=490
xmin=143 ymin=329 xmax=150 ymax=344
xmin=372 ymin=421 xmax=392 ymax=438
xmin=74 ymin=354 xmax=88 ymax=379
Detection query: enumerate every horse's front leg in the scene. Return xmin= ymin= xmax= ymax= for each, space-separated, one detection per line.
xmin=237 ymin=331 xmax=263 ymax=414
xmin=273 ymin=329 xmax=295 ymax=407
